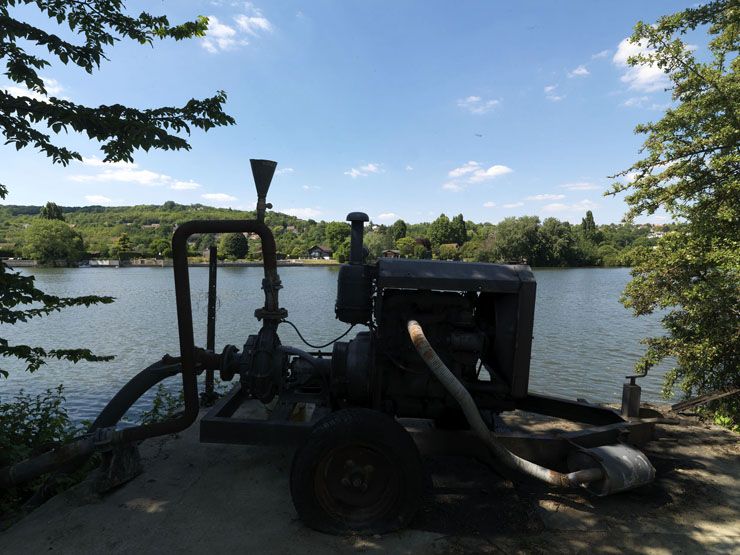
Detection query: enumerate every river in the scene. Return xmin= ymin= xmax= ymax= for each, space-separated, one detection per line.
xmin=1 ymin=266 xmax=673 ymax=423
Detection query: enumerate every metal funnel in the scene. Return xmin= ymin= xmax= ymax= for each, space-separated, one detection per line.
xmin=250 ymin=159 xmax=277 ymax=198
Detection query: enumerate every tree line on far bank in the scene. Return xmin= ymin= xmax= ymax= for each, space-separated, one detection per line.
xmin=0 ymin=201 xmax=669 ymax=267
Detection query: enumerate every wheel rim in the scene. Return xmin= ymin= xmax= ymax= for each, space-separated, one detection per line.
xmin=313 ymin=442 xmax=400 ymax=527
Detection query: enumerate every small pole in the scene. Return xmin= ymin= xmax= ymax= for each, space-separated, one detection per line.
xmin=205 ymin=245 xmax=217 ymax=400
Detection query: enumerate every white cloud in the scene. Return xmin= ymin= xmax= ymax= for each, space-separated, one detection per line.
xmin=301 ymin=184 xmax=320 ymax=190
xmin=503 ymin=202 xmax=524 ymax=209
xmin=71 ymin=157 xmax=202 ymax=191
xmin=612 ymin=38 xmax=669 ymax=92
xmin=560 ymin=182 xmax=600 ymax=191
xmin=70 ymin=167 xmax=170 ymax=186
xmin=544 ymin=85 xmax=564 ymax=101
xmin=201 ymin=15 xmax=243 ymax=53
xmin=2 ymin=77 xmax=66 ymax=102
xmin=405 ymin=165 xmax=413 ymax=171
xmin=592 ymin=49 xmax=610 ymax=59
xmin=448 ymin=161 xmax=480 ymax=178
xmin=377 ymin=212 xmax=398 ymax=221
xmin=622 ymin=96 xmax=669 ymax=110
xmin=469 ymin=164 xmax=513 ymax=183
xmin=234 ymin=13 xmax=273 ymax=35
xmin=276 ymin=167 xmax=294 ymax=175
xmin=282 ymin=207 xmax=322 ymax=219
xmin=543 ymin=199 xmax=598 ymax=212
xmin=202 ymin=193 xmax=237 ymax=204
xmin=344 ymin=163 xmax=382 ymax=178
xmin=170 ymin=180 xmax=201 ymax=190
xmin=457 ymin=95 xmax=500 ymax=114
xmin=202 ymin=8 xmax=273 ymax=53
xmin=483 ymin=201 xmax=496 ymax=208
xmin=444 ymin=161 xmax=512 ymax=191
xmin=525 ymin=193 xmax=565 ymax=201
xmin=568 ymin=65 xmax=590 ymax=78
xmin=442 ymin=181 xmax=464 ymax=192
xmin=85 ymin=195 xmax=113 ymax=205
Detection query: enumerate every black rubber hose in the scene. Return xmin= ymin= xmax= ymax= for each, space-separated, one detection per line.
xmin=0 ymin=359 xmax=183 ymax=488
xmin=90 ymin=359 xmax=183 ymax=430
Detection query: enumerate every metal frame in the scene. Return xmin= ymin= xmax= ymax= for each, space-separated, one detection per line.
xmin=200 ymin=384 xmax=655 ymax=467
xmin=200 ymin=383 xmax=331 ymax=445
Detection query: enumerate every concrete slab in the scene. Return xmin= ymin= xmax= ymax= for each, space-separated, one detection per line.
xmin=0 ymin=410 xmax=738 ymax=554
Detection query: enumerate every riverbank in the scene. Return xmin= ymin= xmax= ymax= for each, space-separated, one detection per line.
xmin=0 ymin=405 xmax=736 ymax=554
xmin=2 ymin=258 xmax=340 ymax=268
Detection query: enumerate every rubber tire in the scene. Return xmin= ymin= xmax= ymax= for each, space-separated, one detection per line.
xmin=290 ymin=408 xmax=424 ymax=535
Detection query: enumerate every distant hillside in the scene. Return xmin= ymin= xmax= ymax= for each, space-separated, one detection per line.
xmin=0 ymin=201 xmax=668 ymax=266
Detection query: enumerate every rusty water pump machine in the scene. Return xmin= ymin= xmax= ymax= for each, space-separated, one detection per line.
xmin=0 ymin=159 xmax=658 ymax=534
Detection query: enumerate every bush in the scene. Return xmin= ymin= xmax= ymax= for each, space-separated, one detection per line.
xmin=139 ymin=384 xmax=184 ymax=425
xmin=0 ymin=386 xmax=89 ymax=519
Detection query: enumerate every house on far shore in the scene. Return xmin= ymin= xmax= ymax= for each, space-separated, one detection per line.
xmin=382 ymin=249 xmax=400 ymax=258
xmin=308 ymin=245 xmax=333 ymax=260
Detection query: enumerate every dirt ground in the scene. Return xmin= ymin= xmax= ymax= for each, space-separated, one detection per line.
xmin=0 ymin=406 xmax=737 ymax=554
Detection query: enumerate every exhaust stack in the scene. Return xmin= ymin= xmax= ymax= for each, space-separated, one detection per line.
xmin=250 ymin=159 xmax=277 ymax=222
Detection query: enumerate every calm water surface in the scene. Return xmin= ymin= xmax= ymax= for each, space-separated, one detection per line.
xmin=1 ymin=266 xmax=673 ymax=422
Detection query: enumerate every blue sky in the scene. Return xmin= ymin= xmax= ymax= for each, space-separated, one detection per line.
xmin=1 ymin=1 xmax=700 ymax=224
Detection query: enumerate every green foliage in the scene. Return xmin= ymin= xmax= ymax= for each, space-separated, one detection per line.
xmin=429 ymin=214 xmax=454 ymax=247
xmin=0 ymin=386 xmax=91 ymax=516
xmin=450 ymin=214 xmax=467 ymax=246
xmin=325 ymin=221 xmax=350 ymax=250
xmin=387 ymin=219 xmax=407 ymax=242
xmin=333 ymin=238 xmax=350 ymax=263
xmin=21 ymin=218 xmax=84 ymax=263
xmin=150 ymin=237 xmax=172 ymax=258
xmin=0 ymin=2 xmax=233 ymax=165
xmin=139 ymin=384 xmax=184 ymax=425
xmin=363 ymin=230 xmax=393 ymax=258
xmin=611 ymin=1 xmax=739 ymax=415
xmin=438 ymin=243 xmax=459 ymax=260
xmin=219 ymin=232 xmax=248 ymax=260
xmin=0 ymin=202 xmax=661 ymax=267
xmin=492 ymin=216 xmax=542 ymax=263
xmin=110 ymin=232 xmax=133 ymax=259
xmin=395 ymin=236 xmax=416 ymax=257
xmin=581 ymin=210 xmax=596 ymax=239
xmin=39 ymin=202 xmax=64 ymax=221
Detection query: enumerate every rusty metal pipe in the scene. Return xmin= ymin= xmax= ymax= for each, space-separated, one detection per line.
xmin=407 ymin=320 xmax=603 ymax=488
xmin=1 ymin=220 xmax=281 ymax=488
xmin=117 ymin=219 xmax=279 ymax=444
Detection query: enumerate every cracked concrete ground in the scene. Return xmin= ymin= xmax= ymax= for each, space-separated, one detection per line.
xmin=0 ymin=406 xmax=737 ymax=554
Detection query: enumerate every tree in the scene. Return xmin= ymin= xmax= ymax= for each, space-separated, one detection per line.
xmin=149 ymin=238 xmax=172 ymax=258
xmin=333 ymin=238 xmax=351 ymax=263
xmin=1 ymin=3 xmax=233 ymax=377
xmin=388 ymin=219 xmax=407 ymax=242
xmin=219 ymin=233 xmax=248 ymax=259
xmin=395 ymin=236 xmax=416 ymax=257
xmin=21 ymin=219 xmax=84 ymax=263
xmin=438 ymin=243 xmax=459 ymax=261
xmin=112 ymin=232 xmax=132 ymax=257
xmin=581 ymin=210 xmax=596 ymax=239
xmin=450 ymin=214 xmax=467 ymax=246
xmin=40 ymin=201 xmax=64 ymax=221
xmin=363 ymin=230 xmax=393 ymax=259
xmin=492 ymin=216 xmax=543 ymax=264
xmin=325 ymin=221 xmax=350 ymax=250
xmin=610 ymin=1 xmax=739 ymax=422
xmin=429 ymin=214 xmax=454 ymax=247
